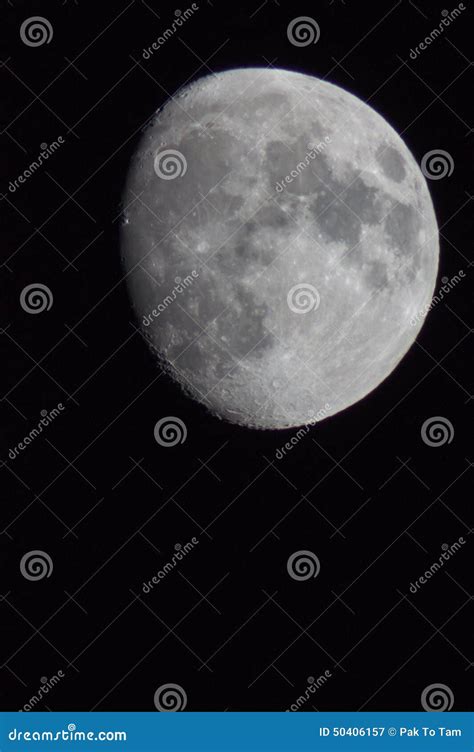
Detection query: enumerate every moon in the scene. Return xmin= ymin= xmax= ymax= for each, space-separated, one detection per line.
xmin=121 ymin=68 xmax=439 ymax=429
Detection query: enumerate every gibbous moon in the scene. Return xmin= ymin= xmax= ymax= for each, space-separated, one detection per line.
xmin=121 ymin=68 xmax=439 ymax=429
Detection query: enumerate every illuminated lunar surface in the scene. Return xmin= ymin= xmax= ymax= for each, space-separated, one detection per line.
xmin=121 ymin=68 xmax=439 ymax=429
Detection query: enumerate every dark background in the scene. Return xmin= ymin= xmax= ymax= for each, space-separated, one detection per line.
xmin=1 ymin=0 xmax=472 ymax=712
